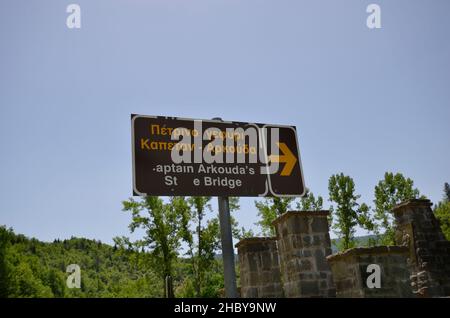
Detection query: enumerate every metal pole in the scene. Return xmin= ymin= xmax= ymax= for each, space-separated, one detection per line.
xmin=211 ymin=117 xmax=238 ymax=298
xmin=165 ymin=275 xmax=174 ymax=298
xmin=217 ymin=196 xmax=238 ymax=298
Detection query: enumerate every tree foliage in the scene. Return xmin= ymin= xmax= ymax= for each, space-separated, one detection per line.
xmin=119 ymin=196 xmax=190 ymax=296
xmin=296 ymin=188 xmax=324 ymax=211
xmin=328 ymin=173 xmax=374 ymax=250
xmin=444 ymin=182 xmax=450 ymax=202
xmin=435 ymin=202 xmax=450 ymax=241
xmin=181 ymin=197 xmax=221 ymax=297
xmin=0 ymin=226 xmax=13 ymax=297
xmin=434 ymin=182 xmax=450 ymax=241
xmin=255 ymin=197 xmax=295 ymax=236
xmin=254 ymin=189 xmax=324 ymax=236
xmin=373 ymin=172 xmax=421 ymax=245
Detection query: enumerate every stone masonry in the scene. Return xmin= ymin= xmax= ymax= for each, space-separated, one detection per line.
xmin=235 ymin=237 xmax=284 ymax=298
xmin=393 ymin=199 xmax=450 ymax=297
xmin=272 ymin=211 xmax=336 ymax=297
xmin=327 ymin=246 xmax=412 ymax=297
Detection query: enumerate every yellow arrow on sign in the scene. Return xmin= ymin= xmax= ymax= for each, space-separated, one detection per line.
xmin=268 ymin=142 xmax=297 ymax=176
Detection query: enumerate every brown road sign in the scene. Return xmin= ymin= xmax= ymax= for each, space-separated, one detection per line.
xmin=131 ymin=115 xmax=305 ymax=197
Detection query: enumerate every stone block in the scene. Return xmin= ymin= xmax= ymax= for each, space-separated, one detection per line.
xmin=300 ymin=281 xmax=319 ymax=296
xmin=315 ymin=249 xmax=331 ymax=271
xmin=302 ymin=235 xmax=312 ymax=247
xmin=298 ymin=259 xmax=313 ymax=271
xmin=311 ymin=217 xmax=329 ymax=233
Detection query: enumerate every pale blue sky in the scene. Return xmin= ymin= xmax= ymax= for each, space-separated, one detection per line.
xmin=1 ymin=0 xmax=449 ymax=244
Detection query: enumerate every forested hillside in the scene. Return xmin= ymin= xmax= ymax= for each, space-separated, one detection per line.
xmin=0 ymin=226 xmax=224 ymax=298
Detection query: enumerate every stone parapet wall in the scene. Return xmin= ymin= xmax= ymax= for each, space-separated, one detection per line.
xmin=273 ymin=211 xmax=335 ymax=297
xmin=236 ymin=200 xmax=450 ymax=298
xmin=393 ymin=199 xmax=450 ymax=297
xmin=235 ymin=237 xmax=283 ymax=298
xmin=327 ymin=246 xmax=412 ymax=297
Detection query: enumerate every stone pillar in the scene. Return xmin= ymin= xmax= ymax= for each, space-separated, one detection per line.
xmin=273 ymin=211 xmax=335 ymax=297
xmin=327 ymin=246 xmax=412 ymax=297
xmin=393 ymin=199 xmax=450 ymax=297
xmin=235 ymin=237 xmax=284 ymax=298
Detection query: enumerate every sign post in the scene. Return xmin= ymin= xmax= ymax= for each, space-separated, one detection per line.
xmin=131 ymin=114 xmax=306 ymax=298
xmin=217 ymin=196 xmax=238 ymax=297
xmin=212 ymin=117 xmax=238 ymax=298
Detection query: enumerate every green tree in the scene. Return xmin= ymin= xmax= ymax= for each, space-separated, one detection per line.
xmin=374 ymin=172 xmax=421 ymax=245
xmin=0 ymin=226 xmax=12 ymax=297
xmin=45 ymin=268 xmax=65 ymax=297
xmin=181 ymin=197 xmax=219 ymax=297
xmin=444 ymin=182 xmax=450 ymax=201
xmin=255 ymin=197 xmax=295 ymax=236
xmin=181 ymin=196 xmax=243 ymax=297
xmin=228 ymin=197 xmax=240 ymax=213
xmin=236 ymin=227 xmax=255 ymax=240
xmin=296 ymin=188 xmax=324 ymax=211
xmin=434 ymin=182 xmax=450 ymax=241
xmin=229 ymin=197 xmax=250 ymax=240
xmin=8 ymin=262 xmax=53 ymax=298
xmin=435 ymin=202 xmax=450 ymax=241
xmin=328 ymin=173 xmax=374 ymax=251
xmin=119 ymin=196 xmax=189 ymax=297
